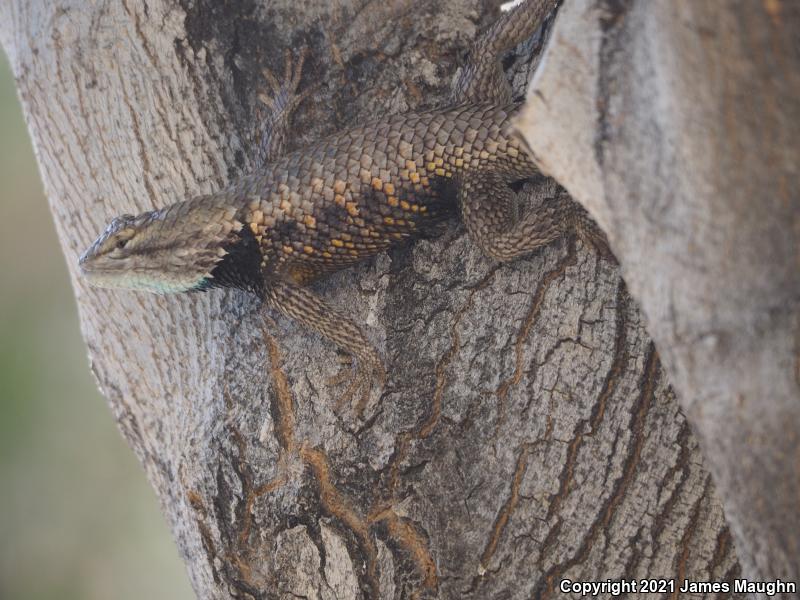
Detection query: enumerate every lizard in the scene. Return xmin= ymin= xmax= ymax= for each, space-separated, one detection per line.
xmin=78 ymin=0 xmax=610 ymax=415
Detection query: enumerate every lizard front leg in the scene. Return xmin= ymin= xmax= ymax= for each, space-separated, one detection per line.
xmin=255 ymin=47 xmax=315 ymax=168
xmin=263 ymin=279 xmax=385 ymax=416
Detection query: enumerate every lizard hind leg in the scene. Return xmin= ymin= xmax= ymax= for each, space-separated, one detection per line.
xmin=459 ymin=170 xmax=611 ymax=261
xmin=264 ymin=279 xmax=386 ymax=418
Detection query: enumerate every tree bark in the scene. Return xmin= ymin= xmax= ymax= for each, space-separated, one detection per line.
xmin=517 ymin=0 xmax=800 ymax=586
xmin=2 ymin=1 xmax=745 ymax=598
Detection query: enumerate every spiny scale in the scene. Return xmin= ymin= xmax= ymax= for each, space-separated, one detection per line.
xmin=219 ymin=104 xmax=531 ymax=286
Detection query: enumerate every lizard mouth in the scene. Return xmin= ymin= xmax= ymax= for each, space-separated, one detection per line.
xmin=78 ymin=249 xmax=96 ymax=273
xmin=77 ymin=262 xmax=126 ymax=289
xmin=78 ymin=236 xmax=102 ymax=269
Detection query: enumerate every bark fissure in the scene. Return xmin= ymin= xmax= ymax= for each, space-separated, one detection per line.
xmin=536 ymin=344 xmax=658 ymax=599
xmin=546 ymin=279 xmax=629 ymax=523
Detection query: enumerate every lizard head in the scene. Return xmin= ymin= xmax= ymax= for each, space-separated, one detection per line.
xmin=79 ymin=196 xmax=250 ymax=294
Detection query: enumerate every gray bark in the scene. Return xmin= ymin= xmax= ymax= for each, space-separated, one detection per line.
xmin=2 ymin=1 xmax=744 ymax=598
xmin=517 ymin=0 xmax=800 ymax=586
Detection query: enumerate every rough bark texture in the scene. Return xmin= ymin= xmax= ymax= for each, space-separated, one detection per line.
xmin=1 ymin=1 xmax=746 ymax=598
xmin=517 ymin=0 xmax=800 ymax=586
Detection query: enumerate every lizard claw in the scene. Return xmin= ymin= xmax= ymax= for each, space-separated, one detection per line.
xmin=573 ymin=207 xmax=617 ymax=263
xmin=255 ymin=46 xmax=318 ymax=165
xmin=330 ymin=351 xmax=386 ymax=418
xmin=258 ymin=46 xmax=315 ymax=114
xmin=326 ymin=351 xmax=355 ymax=387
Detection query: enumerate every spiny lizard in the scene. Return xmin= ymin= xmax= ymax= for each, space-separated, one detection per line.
xmin=79 ymin=0 xmax=610 ymax=414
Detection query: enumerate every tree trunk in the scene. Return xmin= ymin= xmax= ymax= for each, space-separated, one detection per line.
xmin=1 ymin=1 xmax=745 ymax=598
xmin=517 ymin=0 xmax=800 ymax=587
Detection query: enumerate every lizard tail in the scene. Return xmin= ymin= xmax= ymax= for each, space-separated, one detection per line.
xmin=450 ymin=0 xmax=559 ymax=105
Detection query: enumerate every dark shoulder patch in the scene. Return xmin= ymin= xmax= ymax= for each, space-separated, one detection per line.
xmin=202 ymin=226 xmax=264 ymax=294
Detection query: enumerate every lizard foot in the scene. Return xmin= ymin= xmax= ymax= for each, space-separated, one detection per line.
xmin=328 ymin=351 xmax=386 ymax=418
xmin=264 ymin=280 xmax=385 ymax=421
xmin=255 ymin=46 xmax=318 ymax=166
xmin=574 ymin=209 xmax=617 ymax=263
xmin=258 ymin=47 xmax=315 ymax=118
xmin=326 ymin=351 xmax=356 ymax=387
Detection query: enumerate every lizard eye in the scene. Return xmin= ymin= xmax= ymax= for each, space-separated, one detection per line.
xmin=116 ymin=238 xmax=128 ymax=250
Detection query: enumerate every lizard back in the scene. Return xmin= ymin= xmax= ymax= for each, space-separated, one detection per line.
xmin=224 ymin=103 xmax=532 ymax=284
